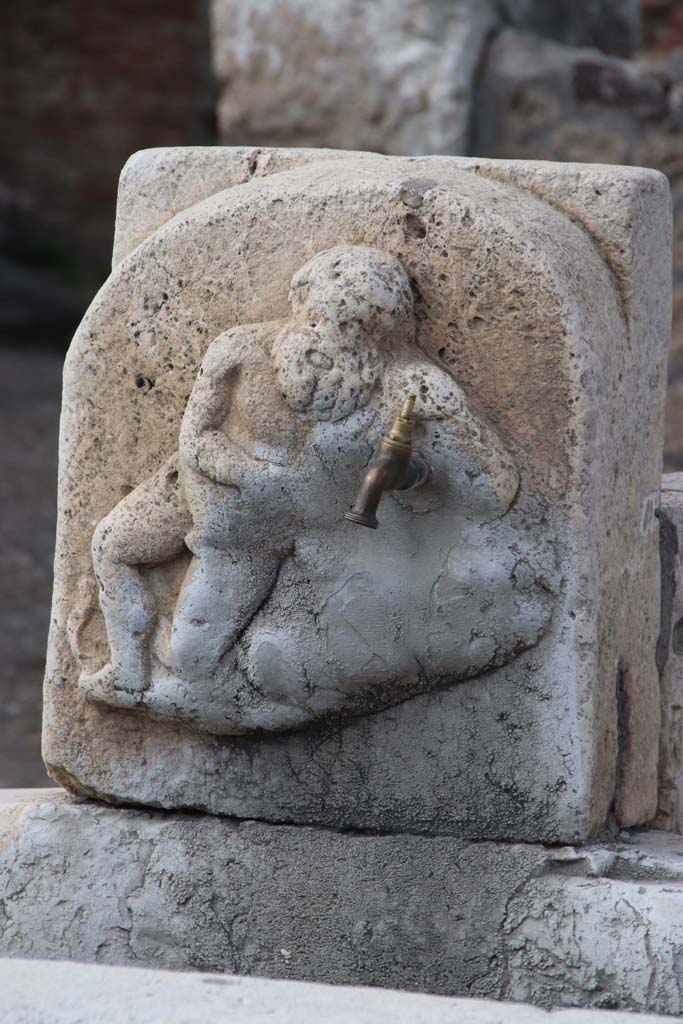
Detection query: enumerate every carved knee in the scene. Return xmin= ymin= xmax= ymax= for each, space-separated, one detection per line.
xmin=91 ymin=513 xmax=127 ymax=573
xmin=170 ymin=626 xmax=206 ymax=676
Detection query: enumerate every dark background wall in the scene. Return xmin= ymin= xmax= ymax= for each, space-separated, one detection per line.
xmin=0 ymin=0 xmax=213 ymax=345
xmin=0 ymin=0 xmax=212 ymax=786
xmin=499 ymin=0 xmax=642 ymax=56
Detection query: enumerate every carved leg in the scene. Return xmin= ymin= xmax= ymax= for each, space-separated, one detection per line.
xmin=80 ymin=455 xmax=190 ymax=704
xmin=170 ymin=544 xmax=282 ymax=679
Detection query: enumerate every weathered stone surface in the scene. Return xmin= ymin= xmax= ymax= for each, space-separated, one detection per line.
xmin=209 ymin=0 xmax=642 ymax=167
xmin=1 ymin=792 xmax=683 ymax=1016
xmin=0 ymin=958 xmax=674 ymax=1024
xmin=655 ymin=473 xmax=683 ymax=830
xmin=44 ymin=147 xmax=671 ymax=840
xmin=211 ymin=0 xmax=495 ymax=156
xmin=504 ymin=839 xmax=683 ymax=1014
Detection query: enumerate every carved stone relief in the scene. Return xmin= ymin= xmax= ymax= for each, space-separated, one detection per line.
xmin=77 ymin=245 xmax=555 ymax=735
xmin=43 ymin=149 xmax=670 ymax=840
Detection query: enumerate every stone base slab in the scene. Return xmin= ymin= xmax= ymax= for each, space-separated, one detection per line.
xmin=0 ymin=958 xmax=672 ymax=1024
xmin=1 ymin=792 xmax=683 ymax=1017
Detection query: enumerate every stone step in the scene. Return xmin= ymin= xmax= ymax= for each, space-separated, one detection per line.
xmin=1 ymin=791 xmax=682 ymax=1017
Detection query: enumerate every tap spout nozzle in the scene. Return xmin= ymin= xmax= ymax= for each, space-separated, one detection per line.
xmin=345 ymin=395 xmax=429 ymax=530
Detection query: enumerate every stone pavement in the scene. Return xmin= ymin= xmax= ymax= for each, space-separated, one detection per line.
xmin=0 ymin=958 xmax=673 ymax=1024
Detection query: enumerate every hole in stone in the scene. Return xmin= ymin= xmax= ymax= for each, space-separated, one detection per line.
xmin=673 ymin=617 xmax=683 ymax=656
xmin=306 ymin=350 xmax=333 ymax=370
xmin=409 ymin=277 xmax=423 ymax=306
xmin=135 ymin=375 xmax=153 ymax=393
xmin=404 ymin=214 xmax=427 ymax=240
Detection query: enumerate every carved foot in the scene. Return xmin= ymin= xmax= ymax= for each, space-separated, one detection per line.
xmin=79 ymin=664 xmax=146 ymax=710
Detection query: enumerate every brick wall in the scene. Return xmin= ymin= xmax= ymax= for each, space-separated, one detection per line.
xmin=0 ymin=0 xmax=211 ymax=314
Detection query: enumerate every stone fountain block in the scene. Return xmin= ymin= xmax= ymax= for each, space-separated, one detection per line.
xmin=43 ymin=147 xmax=671 ymax=840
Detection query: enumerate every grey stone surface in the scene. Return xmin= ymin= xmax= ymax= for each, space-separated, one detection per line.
xmin=0 ymin=958 xmax=673 ymax=1024
xmin=44 ymin=148 xmax=671 ymax=840
xmin=655 ymin=473 xmax=683 ymax=830
xmin=474 ymin=30 xmax=672 ymax=168
xmin=210 ymin=0 xmax=495 ymax=157
xmin=1 ymin=792 xmax=683 ymax=1016
xmin=208 ymin=0 xmax=641 ymax=168
xmin=498 ymin=0 xmax=641 ymax=58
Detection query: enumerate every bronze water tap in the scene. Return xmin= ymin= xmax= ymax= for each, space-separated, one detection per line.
xmin=345 ymin=395 xmax=429 ymax=529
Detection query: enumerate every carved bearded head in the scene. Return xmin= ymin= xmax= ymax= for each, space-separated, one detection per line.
xmin=273 ymin=247 xmax=415 ymax=421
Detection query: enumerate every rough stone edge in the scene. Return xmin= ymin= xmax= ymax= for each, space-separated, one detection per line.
xmin=112 ymin=146 xmax=670 ymax=285
xmin=662 ymin=474 xmax=683 ymax=495
xmin=209 ymin=0 xmax=497 ymax=158
xmin=0 ymin=788 xmax=59 ymax=805
xmin=111 ymin=147 xmax=380 ymax=266
xmin=468 ymin=156 xmax=671 ymax=829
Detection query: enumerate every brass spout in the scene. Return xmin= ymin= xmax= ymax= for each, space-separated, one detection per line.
xmin=345 ymin=394 xmax=429 ymax=529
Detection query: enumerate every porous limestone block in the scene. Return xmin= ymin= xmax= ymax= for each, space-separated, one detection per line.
xmin=0 ymin=960 xmax=673 ymax=1024
xmin=1 ymin=793 xmax=683 ymax=1017
xmin=44 ymin=147 xmax=671 ymax=840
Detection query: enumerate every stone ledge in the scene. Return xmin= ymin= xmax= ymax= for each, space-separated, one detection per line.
xmin=0 ymin=958 xmax=672 ymax=1024
xmin=1 ymin=792 xmax=683 ymax=1016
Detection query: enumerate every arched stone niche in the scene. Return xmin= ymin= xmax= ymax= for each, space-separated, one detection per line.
xmin=44 ymin=149 xmax=671 ymax=841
